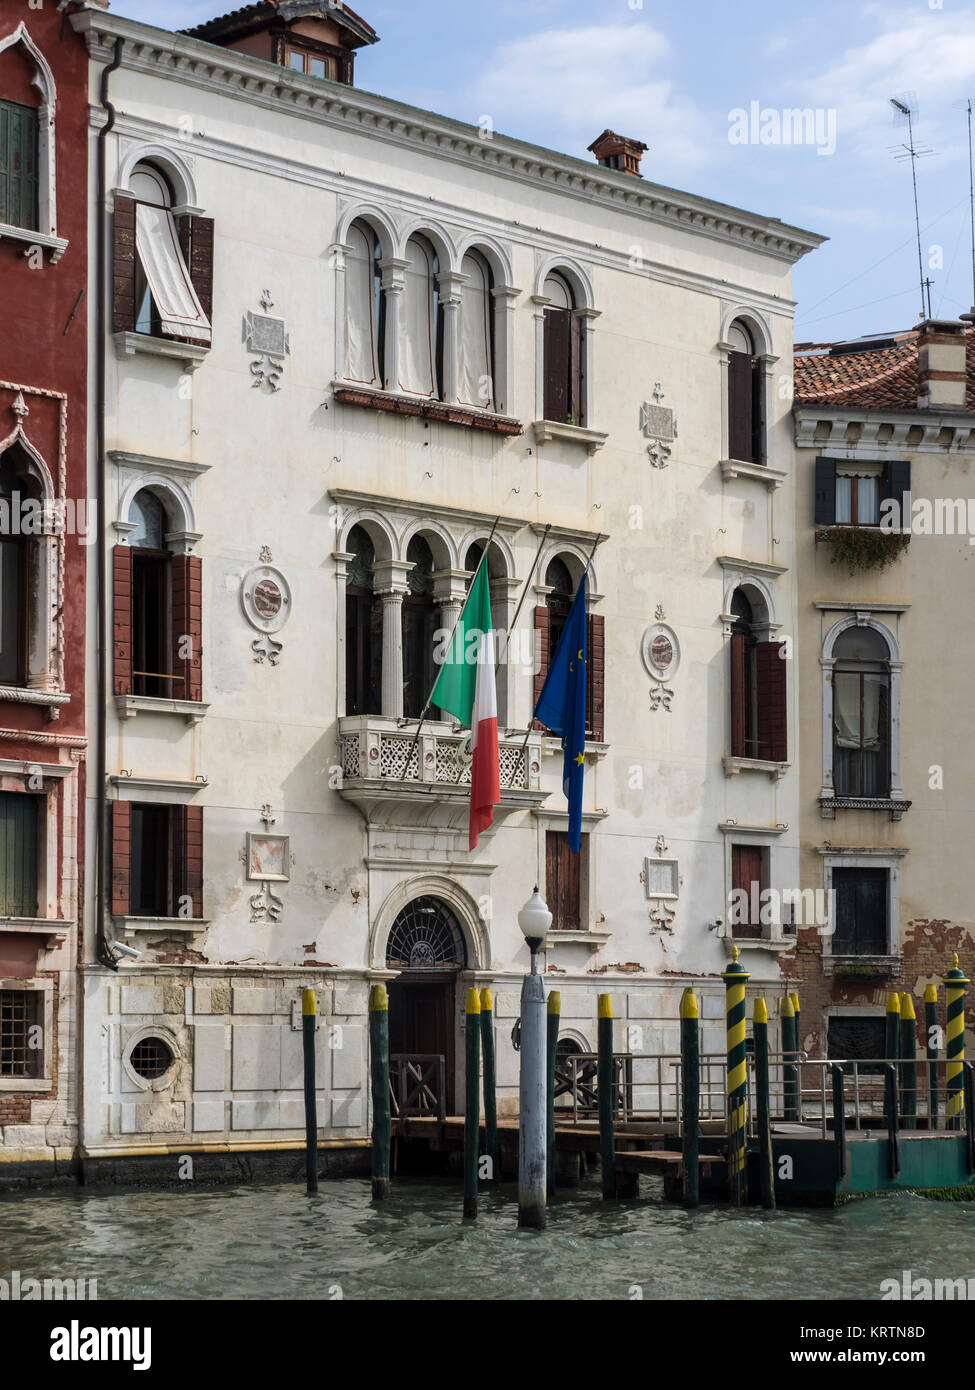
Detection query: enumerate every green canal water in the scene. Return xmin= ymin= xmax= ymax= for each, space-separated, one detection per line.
xmin=1 ymin=1178 xmax=974 ymax=1300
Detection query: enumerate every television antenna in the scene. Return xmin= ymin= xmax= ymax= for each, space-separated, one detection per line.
xmin=962 ymin=99 xmax=975 ymax=324
xmin=889 ymin=94 xmax=934 ymax=321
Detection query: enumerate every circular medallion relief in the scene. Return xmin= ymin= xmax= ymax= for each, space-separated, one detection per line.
xmin=641 ymin=623 xmax=680 ymax=683
xmin=241 ymin=565 xmax=292 ymax=634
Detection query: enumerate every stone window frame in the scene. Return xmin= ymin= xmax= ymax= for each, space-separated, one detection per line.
xmin=0 ymin=975 xmax=54 ymax=1092
xmin=817 ymin=845 xmax=909 ymax=964
xmin=121 ymin=1023 xmax=183 ymax=1095
xmin=820 ymin=612 xmax=905 ymax=810
xmin=0 ymin=22 xmax=65 ymax=262
xmin=716 ymin=302 xmax=778 ymax=472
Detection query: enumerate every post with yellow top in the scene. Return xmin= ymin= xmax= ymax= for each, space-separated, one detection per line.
xmin=781 ymin=993 xmax=797 ymax=1123
xmin=680 ymin=987 xmax=700 ymax=1208
xmin=754 ymin=997 xmax=775 ymax=1209
xmin=546 ymin=991 xmax=561 ymax=1197
xmin=479 ymin=988 xmax=499 ymax=1182
xmin=463 ymin=987 xmax=481 ymax=1220
xmin=790 ymin=991 xmax=801 ymax=1057
xmin=301 ymin=987 xmax=318 ymax=1195
xmin=722 ymin=947 xmax=750 ymax=1205
xmin=900 ymin=993 xmax=917 ymax=1131
xmin=369 ymin=984 xmax=390 ymax=1200
xmin=885 ymin=991 xmax=901 ymax=1072
xmin=925 ymin=984 xmax=940 ymax=1126
xmin=597 ymin=994 xmax=616 ymax=1199
xmin=945 ymin=953 xmax=969 ymax=1131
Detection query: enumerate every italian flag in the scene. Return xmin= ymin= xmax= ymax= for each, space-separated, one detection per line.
xmin=431 ymin=563 xmax=500 ymax=850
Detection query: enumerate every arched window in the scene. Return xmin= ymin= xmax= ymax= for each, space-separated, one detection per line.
xmin=400 ymin=235 xmax=443 ymax=399
xmin=113 ymin=487 xmax=202 ymax=706
xmin=729 ymin=586 xmax=786 ymax=762
xmin=345 ymin=220 xmax=384 ymax=387
xmin=114 ymin=158 xmax=212 ymax=347
xmin=402 ymin=535 xmax=438 ymax=719
xmin=457 ymin=249 xmax=494 ymax=410
xmin=0 ymin=22 xmax=58 ymax=246
xmin=727 ymin=318 xmax=764 ymax=465
xmin=832 ymin=627 xmax=890 ymax=797
xmin=542 ymin=272 xmax=585 ymax=426
xmin=0 ymin=446 xmax=37 ymax=686
xmin=534 ymin=555 xmax=604 ymax=742
xmin=386 ymin=896 xmax=466 ymax=970
xmin=345 ymin=524 xmax=381 ymax=716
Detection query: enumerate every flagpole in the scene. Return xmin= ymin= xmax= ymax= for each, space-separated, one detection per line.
xmin=507 ymin=533 xmax=603 ymax=790
xmin=396 ymin=514 xmax=501 ymax=778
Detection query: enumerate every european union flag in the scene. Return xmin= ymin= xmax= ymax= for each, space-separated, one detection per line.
xmin=534 ymin=572 xmax=588 ymax=852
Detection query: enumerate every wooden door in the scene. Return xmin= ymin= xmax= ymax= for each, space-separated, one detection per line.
xmin=388 ymin=974 xmax=456 ymax=1112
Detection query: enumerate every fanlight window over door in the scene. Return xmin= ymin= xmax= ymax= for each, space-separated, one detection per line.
xmin=386 ymin=896 xmax=466 ymax=970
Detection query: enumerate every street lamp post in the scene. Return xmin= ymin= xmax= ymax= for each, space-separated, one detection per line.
xmin=517 ymin=886 xmax=552 ymax=1230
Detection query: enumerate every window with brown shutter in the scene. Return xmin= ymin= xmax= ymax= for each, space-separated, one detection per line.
xmin=755 ymin=640 xmax=787 ymax=762
xmin=731 ymin=843 xmax=766 ymax=939
xmin=543 ymin=307 xmax=570 ymax=422
xmin=730 ymin=631 xmax=747 ymax=758
xmin=546 ymin=830 xmax=582 ymax=930
xmin=533 ymin=604 xmax=550 ymax=732
xmin=587 ymin=612 xmax=604 ymax=742
xmin=113 ymin=194 xmax=138 ymax=335
xmin=176 ymin=214 xmax=215 ymax=334
xmin=112 ymin=546 xmax=134 ymax=697
xmin=534 ymin=569 xmax=604 ymax=740
xmin=728 ymin=350 xmax=755 ymax=463
xmin=117 ymin=802 xmax=204 ymax=920
xmin=170 ymin=554 xmax=203 ymax=703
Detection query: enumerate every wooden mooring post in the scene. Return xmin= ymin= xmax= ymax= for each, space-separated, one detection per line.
xmin=925 ymin=984 xmax=940 ymax=1126
xmin=900 ymin=993 xmax=917 ymax=1131
xmin=722 ymin=948 xmax=749 ymax=1206
xmin=831 ymin=1064 xmax=847 ymax=1180
xmin=479 ymin=988 xmax=499 ymax=1182
xmin=680 ymin=987 xmax=700 ymax=1209
xmin=597 ymin=994 xmax=616 ymax=1199
xmin=369 ymin=983 xmax=390 ymax=1201
xmin=781 ymin=993 xmax=798 ymax=1123
xmin=754 ymin=997 xmax=775 ymax=1210
xmin=463 ymin=987 xmax=481 ymax=1220
xmin=302 ymin=987 xmax=318 ymax=1195
xmin=546 ymin=991 xmax=561 ymax=1198
xmin=885 ymin=992 xmax=901 ymax=1074
xmin=945 ymin=954 xmax=969 ymax=1131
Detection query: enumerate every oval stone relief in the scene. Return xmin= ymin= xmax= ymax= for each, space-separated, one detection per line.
xmin=241 ymin=565 xmax=292 ymax=634
xmin=641 ymin=623 xmax=680 ymax=683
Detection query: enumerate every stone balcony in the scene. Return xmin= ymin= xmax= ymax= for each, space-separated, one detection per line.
xmin=336 ymin=715 xmax=547 ymax=827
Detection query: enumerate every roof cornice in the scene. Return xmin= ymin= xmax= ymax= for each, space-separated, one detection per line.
xmin=794 ymin=402 xmax=975 ymax=456
xmin=71 ymin=9 xmax=825 ymax=265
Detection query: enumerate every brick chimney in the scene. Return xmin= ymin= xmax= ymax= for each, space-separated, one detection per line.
xmin=587 ymin=130 xmax=647 ymax=178
xmin=916 ymin=318 xmax=968 ymax=410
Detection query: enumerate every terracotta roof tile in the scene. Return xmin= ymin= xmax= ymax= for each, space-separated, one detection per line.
xmin=794 ymin=325 xmax=975 ymax=412
xmin=186 ymin=1 xmax=376 ymax=42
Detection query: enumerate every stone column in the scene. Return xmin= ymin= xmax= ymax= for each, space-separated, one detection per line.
xmin=378 ymin=258 xmax=408 ymax=394
xmin=433 ymin=568 xmax=470 ymax=721
xmin=373 ymin=559 xmax=412 ymax=719
xmin=437 ymin=270 xmax=466 ymax=404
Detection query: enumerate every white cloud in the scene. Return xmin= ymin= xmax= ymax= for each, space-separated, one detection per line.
xmin=470 ymin=23 xmax=710 ymax=171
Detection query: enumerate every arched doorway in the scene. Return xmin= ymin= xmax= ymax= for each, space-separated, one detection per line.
xmin=386 ymin=895 xmax=466 ymax=1113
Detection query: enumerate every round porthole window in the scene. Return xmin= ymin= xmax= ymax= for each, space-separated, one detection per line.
xmin=129 ymin=1036 xmax=174 ymax=1081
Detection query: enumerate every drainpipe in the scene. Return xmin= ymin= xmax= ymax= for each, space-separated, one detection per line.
xmin=94 ymin=36 xmax=123 ymax=971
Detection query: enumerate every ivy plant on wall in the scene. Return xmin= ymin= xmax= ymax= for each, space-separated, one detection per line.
xmin=817 ymin=526 xmax=910 ymax=574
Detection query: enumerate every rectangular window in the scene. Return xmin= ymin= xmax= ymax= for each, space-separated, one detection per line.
xmin=731 ymin=843 xmax=766 ymax=939
xmin=0 ymin=989 xmax=41 ymax=1078
xmin=831 ymin=867 xmax=888 ymax=955
xmin=132 ymin=550 xmax=172 ymax=698
xmin=0 ymin=792 xmax=38 ymax=918
xmin=815 ymin=458 xmax=909 ymax=528
xmin=546 ymin=830 xmax=583 ymax=930
xmin=134 ymin=202 xmax=212 ymax=345
xmin=0 ymin=99 xmax=38 ymax=233
xmin=835 ymin=471 xmax=880 ymax=526
xmin=126 ymin=802 xmax=203 ymax=920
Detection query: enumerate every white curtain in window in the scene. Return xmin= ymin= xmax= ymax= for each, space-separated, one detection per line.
xmin=861 ymin=673 xmax=883 ymax=749
xmin=399 ymin=238 xmax=436 ymax=397
xmin=345 ymin=224 xmax=380 ymax=385
xmin=835 ymin=475 xmax=852 ymax=524
xmin=834 ymin=671 xmax=883 ymax=749
xmin=135 ymin=203 xmax=212 ymax=344
xmin=857 ymin=474 xmax=879 ymax=524
xmin=458 ymin=253 xmax=492 ymax=409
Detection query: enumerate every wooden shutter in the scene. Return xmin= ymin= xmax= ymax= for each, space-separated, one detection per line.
xmin=814 ymin=457 xmax=837 ymax=525
xmin=756 ymin=640 xmax=788 ymax=762
xmin=0 ymin=100 xmax=38 ymax=232
xmin=730 ymin=632 xmax=747 ymax=757
xmin=543 ymin=308 xmax=570 ymax=422
xmin=181 ymin=803 xmax=203 ymax=920
xmin=546 ymin=830 xmax=580 ymax=930
xmin=751 ymin=357 xmax=766 ymax=465
xmin=533 ymin=605 xmax=550 ymax=732
xmin=587 ymin=612 xmax=605 ymax=742
xmin=113 ymin=195 xmax=138 ymax=334
xmin=176 ymin=214 xmax=215 ymax=331
xmin=881 ymin=459 xmax=911 ymax=529
xmin=171 ymin=554 xmax=202 ymax=703
xmin=113 ymin=546 xmax=134 ymax=696
xmin=731 ymin=843 xmax=764 ymax=938
xmin=728 ymin=351 xmax=754 ymax=462
xmin=111 ymin=800 xmax=131 ymax=918
xmin=570 ymin=310 xmax=585 ymax=426
xmin=0 ymin=793 xmax=38 ymax=918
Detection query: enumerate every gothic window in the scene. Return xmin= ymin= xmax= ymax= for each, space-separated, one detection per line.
xmin=345 ymin=220 xmax=384 ymax=387
xmin=533 ymin=555 xmax=604 ymax=741
xmin=542 ymin=272 xmax=585 ymax=425
xmin=0 ymin=97 xmax=37 ymax=232
xmin=345 ymin=524 xmax=381 ymax=716
xmin=400 ymin=234 xmax=443 ymax=399
xmin=457 ymin=249 xmax=494 ymax=410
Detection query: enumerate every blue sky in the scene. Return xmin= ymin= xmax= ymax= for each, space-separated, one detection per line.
xmin=108 ymin=0 xmax=975 ymax=343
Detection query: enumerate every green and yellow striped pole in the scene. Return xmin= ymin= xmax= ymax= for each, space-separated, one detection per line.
xmin=754 ymin=997 xmax=775 ymax=1210
xmin=680 ymin=987 xmax=700 ymax=1209
xmin=722 ymin=947 xmax=750 ymax=1205
xmin=925 ymin=983 xmax=940 ymax=1126
xmin=479 ymin=988 xmax=499 ymax=1182
xmin=780 ymin=992 xmax=797 ymax=1123
xmin=597 ymin=994 xmax=616 ymax=1199
xmin=900 ymin=992 xmax=917 ymax=1131
xmin=302 ymin=987 xmax=318 ymax=1195
xmin=546 ymin=991 xmax=561 ymax=1198
xmin=790 ymin=990 xmax=801 ymax=1055
xmin=463 ymin=987 xmax=481 ymax=1219
xmin=945 ymin=954 xmax=969 ymax=1131
xmin=368 ymin=983 xmax=390 ymax=1200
